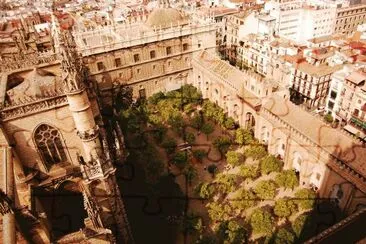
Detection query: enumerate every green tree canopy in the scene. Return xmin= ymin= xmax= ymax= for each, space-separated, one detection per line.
xmin=157 ymin=99 xmax=180 ymax=122
xmin=168 ymin=114 xmax=185 ymax=135
xmin=192 ymin=149 xmax=207 ymax=163
xmin=215 ymin=174 xmax=237 ymax=194
xmin=161 ymin=137 xmax=177 ymax=154
xmin=224 ymin=117 xmax=236 ymax=130
xmin=180 ymin=84 xmax=203 ymax=105
xmin=260 ymin=155 xmax=283 ymax=175
xmin=195 ymin=235 xmax=216 ymax=244
xmin=191 ymin=112 xmax=204 ymax=130
xmin=197 ymin=182 xmax=216 ymax=199
xmin=184 ymin=103 xmax=195 ymax=115
xmin=226 ymin=151 xmax=242 ymax=166
xmin=273 ymin=228 xmax=295 ymax=244
xmin=274 ymin=198 xmax=297 ymax=218
xmin=181 ymin=212 xmax=203 ymax=235
xmin=231 ymin=189 xmax=256 ymax=210
xmin=244 ymin=145 xmax=267 ymax=160
xmin=173 ymin=151 xmax=189 ymax=169
xmin=207 ymin=164 xmax=218 ymax=177
xmin=235 ymin=128 xmax=253 ymax=146
xmin=238 ymin=165 xmax=259 ymax=179
xmin=217 ymin=220 xmax=247 ymax=244
xmin=254 ymin=180 xmax=277 ymax=199
xmin=185 ymin=132 xmax=196 ymax=144
xmin=115 ymin=86 xmax=133 ymax=111
xmin=148 ymin=91 xmax=165 ymax=105
xmin=201 ymin=123 xmax=214 ymax=139
xmin=294 ymin=189 xmax=316 ymax=210
xmin=207 ymin=202 xmax=232 ymax=222
xmin=250 ymin=208 xmax=274 ymax=235
xmin=292 ymin=214 xmax=313 ymax=239
xmin=213 ymin=136 xmax=232 ymax=153
xmin=184 ymin=165 xmax=197 ymax=185
xmin=275 ymin=170 xmax=299 ymax=189
xmin=324 ymin=113 xmax=333 ymax=123
xmin=151 ymin=125 xmax=167 ymax=144
xmin=148 ymin=113 xmax=163 ymax=125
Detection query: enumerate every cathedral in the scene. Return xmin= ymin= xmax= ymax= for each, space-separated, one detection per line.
xmin=0 ymin=0 xmax=366 ymax=243
xmin=0 ymin=2 xmax=216 ymax=243
xmin=0 ymin=15 xmax=134 ymax=244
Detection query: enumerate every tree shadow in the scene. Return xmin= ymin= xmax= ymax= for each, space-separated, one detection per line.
xmin=116 ymin=150 xmax=186 ymax=244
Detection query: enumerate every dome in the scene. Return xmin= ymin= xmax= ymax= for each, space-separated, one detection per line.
xmin=146 ymin=8 xmax=188 ymax=28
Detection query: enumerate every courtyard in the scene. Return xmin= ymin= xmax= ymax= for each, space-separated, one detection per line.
xmin=116 ymin=85 xmax=342 ymax=244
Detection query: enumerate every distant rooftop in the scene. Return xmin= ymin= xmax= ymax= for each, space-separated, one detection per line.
xmin=296 ymin=62 xmax=342 ymax=77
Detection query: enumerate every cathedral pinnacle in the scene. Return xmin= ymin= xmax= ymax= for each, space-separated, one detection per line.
xmin=59 ymin=29 xmax=85 ymax=93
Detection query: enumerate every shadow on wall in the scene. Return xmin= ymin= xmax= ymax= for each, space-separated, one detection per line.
xmin=300 ymin=144 xmax=366 ymax=243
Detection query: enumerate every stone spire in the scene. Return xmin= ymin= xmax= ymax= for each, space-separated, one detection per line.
xmin=58 ymin=29 xmax=85 ymax=93
xmin=50 ymin=13 xmax=61 ymax=53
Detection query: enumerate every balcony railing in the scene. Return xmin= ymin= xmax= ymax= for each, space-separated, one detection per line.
xmin=350 ymin=116 xmax=366 ymax=130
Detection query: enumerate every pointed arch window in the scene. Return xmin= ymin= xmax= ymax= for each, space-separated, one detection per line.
xmin=34 ymin=124 xmax=68 ymax=170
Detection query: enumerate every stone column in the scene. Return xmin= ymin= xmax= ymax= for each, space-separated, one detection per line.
xmin=2 ymin=147 xmax=16 ymax=244
xmin=67 ymin=89 xmax=102 ymax=161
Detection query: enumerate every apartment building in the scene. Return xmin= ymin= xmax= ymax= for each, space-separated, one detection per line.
xmin=334 ymin=4 xmax=366 ymax=36
xmin=326 ymin=65 xmax=355 ymax=121
xmin=266 ymin=0 xmax=303 ymax=41
xmin=237 ymin=34 xmax=271 ymax=76
xmin=299 ymin=5 xmax=337 ymax=41
xmin=290 ymin=60 xmax=341 ymax=108
xmin=327 ymin=68 xmax=366 ymax=137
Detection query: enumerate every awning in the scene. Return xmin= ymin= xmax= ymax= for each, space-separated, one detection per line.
xmin=343 ymin=125 xmax=360 ymax=135
xmin=343 ymin=125 xmax=366 ymax=139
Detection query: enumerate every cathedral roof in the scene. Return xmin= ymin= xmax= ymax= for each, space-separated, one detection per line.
xmin=6 ymin=68 xmax=63 ymax=105
xmin=145 ymin=8 xmax=188 ymax=28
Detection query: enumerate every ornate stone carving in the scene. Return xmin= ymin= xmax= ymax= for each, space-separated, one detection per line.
xmin=0 ymin=96 xmax=68 ymax=121
xmin=0 ymin=51 xmax=58 ymax=73
xmin=77 ymin=125 xmax=99 ymax=141
xmin=59 ymin=30 xmax=86 ymax=94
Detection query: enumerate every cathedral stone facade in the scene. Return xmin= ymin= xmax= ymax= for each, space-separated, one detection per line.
xmin=0 ymin=5 xmax=216 ymax=244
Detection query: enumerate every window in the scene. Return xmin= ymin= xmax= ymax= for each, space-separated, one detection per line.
xmin=137 ymin=68 xmax=141 ymax=74
xmin=97 ymin=62 xmax=104 ymax=71
xmin=328 ymin=101 xmax=334 ymax=110
xmin=150 ymin=50 xmax=156 ymax=59
xmin=133 ymin=54 xmax=140 ymax=62
xmin=152 ymin=64 xmax=156 ymax=70
xmin=34 ymin=124 xmax=68 ymax=170
xmin=166 ymin=46 xmax=172 ymax=55
xmin=198 ymin=41 xmax=202 ymax=48
xmin=183 ymin=43 xmax=188 ymax=51
xmin=354 ymin=109 xmax=360 ymax=117
xmin=139 ymin=88 xmax=146 ymax=99
xmin=115 ymin=58 xmax=121 ymax=67
xmin=330 ymin=90 xmax=337 ymax=99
